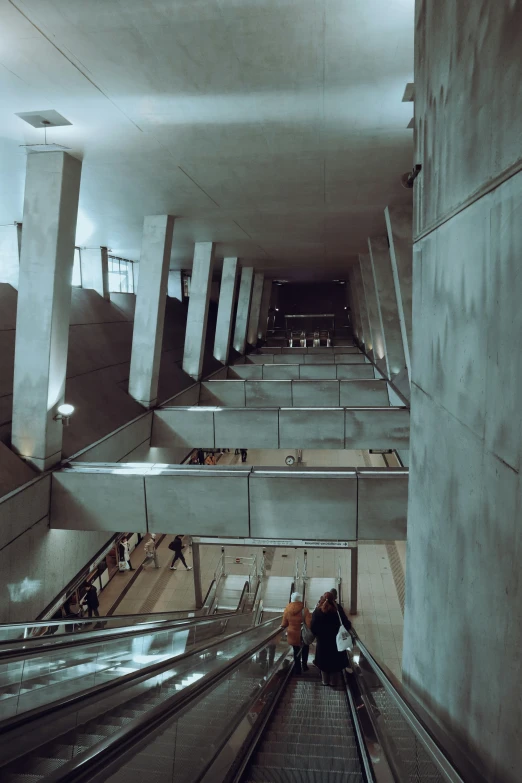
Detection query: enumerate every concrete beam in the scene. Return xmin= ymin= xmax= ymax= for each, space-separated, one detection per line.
xmin=182 ymin=242 xmax=215 ymax=380
xmin=11 ymin=152 xmax=82 ymax=471
xmin=368 ymin=236 xmax=406 ymax=379
xmin=233 ymin=266 xmax=254 ymax=354
xmin=247 ymin=271 xmax=264 ymax=346
xmin=129 ymin=215 xmax=175 ymax=407
xmin=213 ymin=257 xmax=238 ymax=364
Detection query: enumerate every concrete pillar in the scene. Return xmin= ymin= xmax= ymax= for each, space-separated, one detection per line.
xmin=192 ymin=541 xmax=203 ymax=609
xmin=247 ymin=271 xmax=264 ymax=346
xmin=0 ymin=224 xmax=22 ymax=289
xmin=233 ymin=266 xmax=254 ymax=354
xmin=167 ymin=270 xmax=183 ymax=300
xmin=257 ymin=278 xmax=272 ymax=341
xmin=213 ymin=257 xmax=238 ymax=364
xmin=81 ymin=246 xmax=109 ymax=300
xmin=359 ymin=253 xmax=385 ymax=364
xmin=11 ymin=152 xmax=82 ymax=471
xmin=347 ymin=271 xmax=363 ymax=343
xmin=385 ymin=205 xmax=413 ymax=380
xmin=350 ymin=547 xmax=358 ymax=615
xmin=368 ymin=236 xmax=406 ymax=379
xmin=352 ymin=265 xmax=370 ymax=349
xmin=128 ymin=215 xmax=175 ymax=407
xmin=182 ymin=242 xmax=215 ymax=380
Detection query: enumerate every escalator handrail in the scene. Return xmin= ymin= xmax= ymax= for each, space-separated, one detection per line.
xmin=0 ymin=610 xmax=238 ymax=662
xmin=236 ymin=580 xmax=250 ymax=612
xmin=0 ymin=606 xmax=211 ymax=634
xmin=0 ymin=614 xmax=277 ymax=738
xmin=351 ymin=630 xmax=471 ymax=783
xmin=30 ymin=618 xmax=284 ymax=783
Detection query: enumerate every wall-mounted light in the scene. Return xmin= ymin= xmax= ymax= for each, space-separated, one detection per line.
xmin=54 ymin=403 xmax=75 ymax=426
xmin=275 ymin=308 xmax=279 ymax=311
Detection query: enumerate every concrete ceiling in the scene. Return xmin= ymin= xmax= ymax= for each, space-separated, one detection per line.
xmin=0 ymin=0 xmax=414 ymax=280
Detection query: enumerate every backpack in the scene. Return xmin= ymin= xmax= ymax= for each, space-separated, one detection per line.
xmin=168 ymin=540 xmax=176 ymax=551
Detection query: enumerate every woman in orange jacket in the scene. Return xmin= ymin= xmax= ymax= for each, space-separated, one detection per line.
xmin=280 ymin=591 xmax=312 ymax=674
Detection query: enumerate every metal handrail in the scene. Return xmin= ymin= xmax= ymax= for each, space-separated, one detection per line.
xmin=0 ymin=614 xmax=275 ymax=740
xmin=350 ymin=630 xmax=470 ymax=783
xmin=36 ymin=618 xmax=284 ymax=783
xmin=0 ymin=611 xmax=237 ymax=663
xmin=302 ymin=550 xmax=308 ymax=581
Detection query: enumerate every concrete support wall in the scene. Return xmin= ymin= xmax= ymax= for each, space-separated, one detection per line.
xmin=233 ymin=266 xmax=254 ymax=354
xmin=12 ymin=152 xmax=82 ymax=471
xmin=368 ymin=236 xmax=406 ymax=379
xmin=182 ymin=242 xmax=215 ymax=380
xmin=81 ymin=246 xmax=109 ymax=300
xmin=352 ymin=264 xmax=370 ymax=350
xmin=359 ymin=253 xmax=384 ymax=362
xmin=0 ymin=224 xmax=21 ymax=289
xmin=247 ymin=271 xmax=264 ymax=346
xmin=385 ymin=205 xmax=413 ymax=380
xmin=213 ymin=257 xmax=238 ymax=364
xmin=129 ymin=215 xmax=175 ymax=407
xmin=403 ymin=4 xmax=522 ymax=781
xmin=167 ymin=270 xmax=183 ymax=300
xmin=257 ymin=278 xmax=272 ymax=341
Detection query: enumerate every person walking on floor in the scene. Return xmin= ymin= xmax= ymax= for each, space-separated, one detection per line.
xmin=311 ymin=591 xmax=352 ymax=686
xmin=118 ymin=537 xmax=134 ymax=571
xmin=280 ymin=591 xmax=312 ymax=674
xmin=169 ymin=535 xmax=193 ymax=571
xmin=144 ymin=533 xmax=160 ymax=568
xmin=197 ymin=448 xmax=205 ymax=465
xmin=84 ymin=583 xmax=100 ymax=618
xmin=240 ymin=449 xmax=248 ymax=463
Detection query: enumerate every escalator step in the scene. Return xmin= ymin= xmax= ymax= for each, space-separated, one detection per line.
xmin=253 ymin=752 xmax=358 ymax=773
xmin=14 ymin=758 xmax=65 ymax=776
xmin=261 ymin=742 xmax=360 ymax=759
xmin=245 ymin=766 xmax=363 ymax=782
xmin=3 ymin=775 xmax=44 ymax=783
xmin=263 ymin=730 xmax=353 ymax=745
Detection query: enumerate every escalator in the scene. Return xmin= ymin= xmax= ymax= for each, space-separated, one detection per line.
xmin=0 ymin=604 xmax=471 ymax=783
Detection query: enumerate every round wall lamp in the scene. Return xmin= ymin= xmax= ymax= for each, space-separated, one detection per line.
xmin=54 ymin=403 xmax=75 ymax=426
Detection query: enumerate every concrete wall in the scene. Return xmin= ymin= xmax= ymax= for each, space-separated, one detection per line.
xmin=403 ymin=3 xmax=522 ymax=781
xmin=0 ymin=285 xmax=220 ymax=621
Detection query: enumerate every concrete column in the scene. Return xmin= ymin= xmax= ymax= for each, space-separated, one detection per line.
xmin=182 ymin=242 xmax=215 ymax=380
xmin=192 ymin=541 xmax=203 ymax=609
xmin=167 ymin=270 xmax=182 ymax=300
xmin=347 ymin=271 xmax=363 ymax=344
xmin=213 ymin=257 xmax=238 ymax=364
xmin=129 ymin=215 xmax=175 ymax=407
xmin=11 ymin=152 xmax=82 ymax=471
xmin=350 ymin=547 xmax=358 ymax=615
xmin=81 ymin=246 xmax=109 ymax=299
xmin=352 ymin=265 xmax=371 ymax=349
xmin=0 ymin=224 xmax=22 ymax=288
xmin=247 ymin=271 xmax=264 ymax=346
xmin=257 ymin=278 xmax=272 ymax=341
xmin=359 ymin=253 xmax=384 ymax=364
xmin=385 ymin=205 xmax=413 ymax=380
xmin=368 ymin=236 xmax=406 ymax=379
xmin=233 ymin=266 xmax=254 ymax=354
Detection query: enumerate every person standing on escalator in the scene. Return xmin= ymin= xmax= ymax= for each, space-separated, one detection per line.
xmin=280 ymin=591 xmax=312 ymax=674
xmin=311 ymin=591 xmax=352 ymax=687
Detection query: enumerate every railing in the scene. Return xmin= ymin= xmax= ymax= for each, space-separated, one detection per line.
xmin=302 ymin=549 xmax=308 ymax=581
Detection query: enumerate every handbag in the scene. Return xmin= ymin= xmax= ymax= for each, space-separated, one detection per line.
xmin=118 ymin=560 xmax=128 ymax=572
xmin=301 ymin=607 xmax=315 ymax=646
xmin=335 ymin=606 xmax=351 ymax=652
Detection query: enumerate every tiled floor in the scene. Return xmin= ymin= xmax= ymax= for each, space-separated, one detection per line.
xmin=99 ymin=535 xmax=404 ymax=680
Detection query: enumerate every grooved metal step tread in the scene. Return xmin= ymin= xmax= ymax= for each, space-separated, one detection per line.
xmin=245 ymin=767 xmax=363 ymax=782
xmin=261 ymin=742 xmax=359 ymax=759
xmin=253 ymin=753 xmax=356 ymax=773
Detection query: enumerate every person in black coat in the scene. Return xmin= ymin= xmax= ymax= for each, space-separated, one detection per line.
xmin=169 ymin=535 xmax=192 ymax=571
xmin=311 ymin=591 xmax=352 ymax=686
xmin=84 ymin=583 xmax=100 ymax=618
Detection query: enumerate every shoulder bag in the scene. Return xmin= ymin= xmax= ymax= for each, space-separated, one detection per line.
xmin=335 ymin=605 xmax=351 ymax=652
xmin=301 ymin=607 xmax=315 ymax=646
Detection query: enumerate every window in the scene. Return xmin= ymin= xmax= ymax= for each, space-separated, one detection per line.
xmin=72 ymin=247 xmax=82 ymax=286
xmin=108 ymin=256 xmax=136 ymax=294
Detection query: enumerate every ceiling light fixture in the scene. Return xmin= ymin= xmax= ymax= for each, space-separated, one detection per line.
xmin=19 ymin=119 xmax=71 ymax=153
